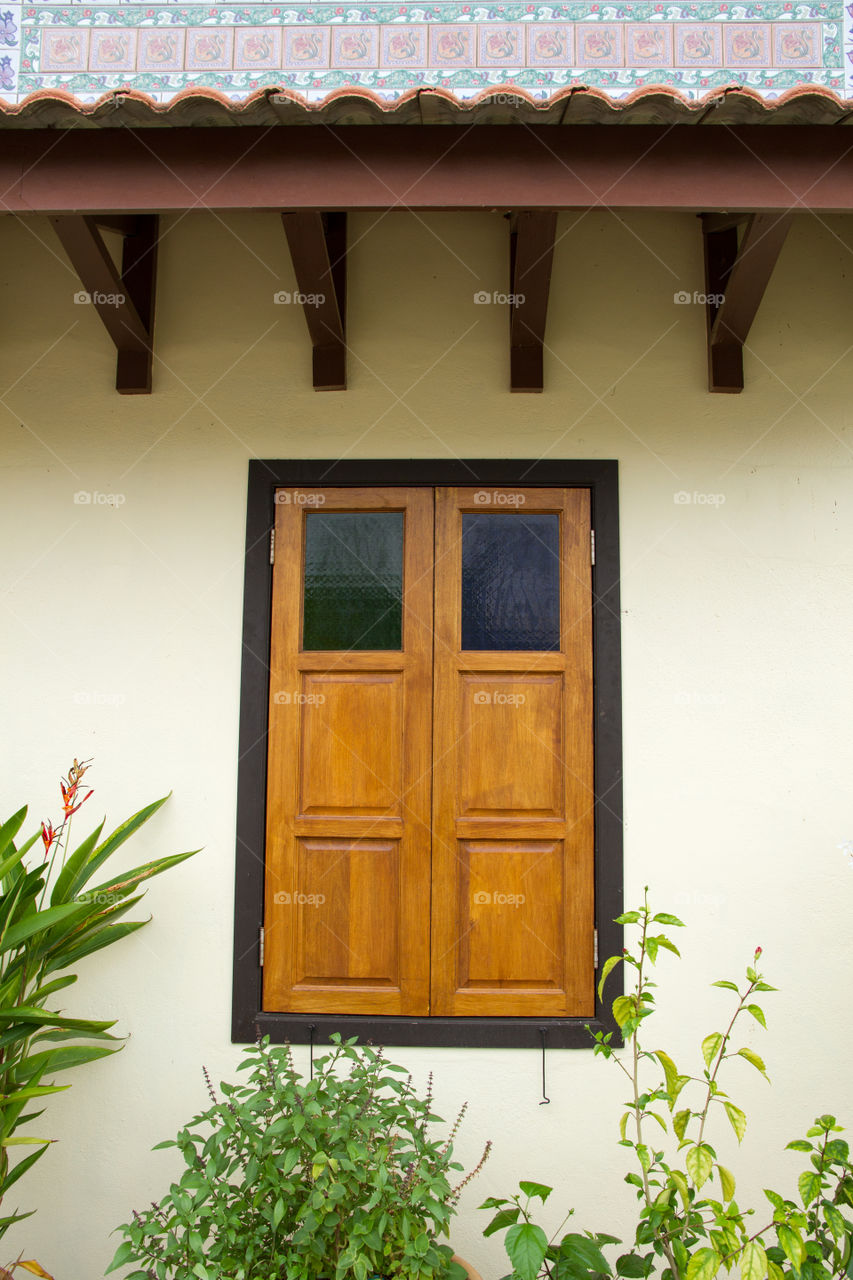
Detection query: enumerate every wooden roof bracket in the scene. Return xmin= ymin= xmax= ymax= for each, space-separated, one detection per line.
xmin=509 ymin=210 xmax=558 ymax=393
xmin=50 ymin=215 xmax=159 ymax=394
xmin=280 ymin=211 xmax=347 ymax=392
xmin=701 ymin=210 xmax=793 ymax=393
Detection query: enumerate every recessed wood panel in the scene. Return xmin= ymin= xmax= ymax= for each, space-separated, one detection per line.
xmin=457 ymin=673 xmax=564 ymax=817
xmin=289 ymin=839 xmax=399 ymax=988
xmin=298 ymin=671 xmax=403 ymax=817
xmin=456 ymin=841 xmax=563 ymax=991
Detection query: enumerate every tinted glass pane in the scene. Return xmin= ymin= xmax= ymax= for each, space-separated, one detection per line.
xmin=303 ymin=512 xmax=403 ymax=651
xmin=461 ymin=513 xmax=560 ymax=651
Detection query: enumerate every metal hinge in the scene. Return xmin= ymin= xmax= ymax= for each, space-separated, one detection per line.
xmin=590 ymin=529 xmax=596 ymax=567
xmin=259 ymin=926 xmax=265 ymax=967
xmin=593 ymin=928 xmax=599 ymax=969
xmin=269 ymin=528 xmax=275 ymax=565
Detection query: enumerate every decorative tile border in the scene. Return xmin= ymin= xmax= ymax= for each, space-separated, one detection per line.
xmin=0 ymin=0 xmax=845 ymax=102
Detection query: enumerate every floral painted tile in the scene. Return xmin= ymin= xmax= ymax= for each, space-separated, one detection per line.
xmin=0 ymin=8 xmax=18 ymax=50
xmin=575 ymin=24 xmax=623 ymax=65
xmin=89 ymin=27 xmax=136 ymax=71
xmin=674 ymin=23 xmax=722 ymax=64
xmin=332 ymin=26 xmax=379 ymax=67
xmin=429 ymin=25 xmax=475 ymax=68
xmin=381 ymin=25 xmax=425 ymax=67
xmin=626 ymin=23 xmax=673 ymax=64
xmin=137 ymin=27 xmax=185 ymax=71
xmin=773 ymin=22 xmax=821 ymax=65
xmin=41 ymin=27 xmax=88 ymax=71
xmin=724 ymin=23 xmax=771 ymax=65
xmin=478 ymin=25 xmax=524 ymax=65
xmin=186 ymin=27 xmax=233 ymax=70
xmin=283 ymin=27 xmax=330 ymax=69
xmin=527 ymin=25 xmax=573 ymax=65
xmin=234 ymin=27 xmax=280 ymax=68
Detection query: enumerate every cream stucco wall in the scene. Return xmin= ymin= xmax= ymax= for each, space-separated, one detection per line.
xmin=1 ymin=205 xmax=852 ymax=1280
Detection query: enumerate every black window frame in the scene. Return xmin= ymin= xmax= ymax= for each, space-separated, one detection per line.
xmin=233 ymin=458 xmax=623 ymax=1049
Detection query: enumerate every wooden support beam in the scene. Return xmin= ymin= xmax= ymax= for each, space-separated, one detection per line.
xmin=509 ymin=210 xmax=558 ymax=393
xmin=701 ymin=210 xmax=793 ymax=393
xmin=280 ymin=211 xmax=347 ymax=391
xmin=50 ymin=214 xmax=158 ymax=394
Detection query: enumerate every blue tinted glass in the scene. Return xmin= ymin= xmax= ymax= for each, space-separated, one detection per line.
xmin=303 ymin=512 xmax=403 ymax=651
xmin=461 ymin=513 xmax=560 ymax=651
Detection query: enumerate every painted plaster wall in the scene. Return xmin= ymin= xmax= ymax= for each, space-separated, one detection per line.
xmin=0 ymin=205 xmax=851 ymax=1280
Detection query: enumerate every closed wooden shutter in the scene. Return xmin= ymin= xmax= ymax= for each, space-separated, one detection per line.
xmin=430 ymin=488 xmax=595 ymax=1017
xmin=262 ymin=488 xmax=433 ymax=1015
xmin=263 ymin=484 xmax=595 ymax=1018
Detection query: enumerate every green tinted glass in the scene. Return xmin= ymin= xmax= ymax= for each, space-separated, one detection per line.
xmin=302 ymin=512 xmax=403 ymax=651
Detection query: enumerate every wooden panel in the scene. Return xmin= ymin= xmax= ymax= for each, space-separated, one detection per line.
xmin=431 ymin=486 xmax=595 ymax=1017
xmin=298 ymin=671 xmax=403 ymax=817
xmin=263 ymin=487 xmax=433 ymax=1016
xmin=458 ymin=672 xmax=563 ymax=817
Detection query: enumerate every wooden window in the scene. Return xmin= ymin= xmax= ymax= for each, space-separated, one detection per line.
xmin=233 ymin=461 xmax=623 ymax=1049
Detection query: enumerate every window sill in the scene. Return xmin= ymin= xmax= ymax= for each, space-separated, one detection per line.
xmin=236 ymin=1012 xmax=621 ymax=1050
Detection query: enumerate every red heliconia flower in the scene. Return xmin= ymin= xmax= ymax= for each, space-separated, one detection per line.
xmin=41 ymin=821 xmax=57 ymax=853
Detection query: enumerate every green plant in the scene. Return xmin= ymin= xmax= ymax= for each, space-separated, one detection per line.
xmin=481 ymin=892 xmax=853 ymax=1280
xmin=109 ymin=1034 xmax=490 ymax=1280
xmin=0 ymin=758 xmax=197 ymax=1270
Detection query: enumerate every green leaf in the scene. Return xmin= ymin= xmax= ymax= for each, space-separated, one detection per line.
xmin=798 ymin=1172 xmax=821 ymax=1207
xmin=558 ymin=1234 xmax=610 ymax=1274
xmin=740 ymin=1240 xmax=768 ymax=1280
xmin=518 ymin=1180 xmax=552 ymax=1202
xmin=41 ymin=920 xmax=148 ymax=974
xmin=15 ymin=1044 xmax=117 ymax=1080
xmin=655 ymin=1051 xmax=679 ymax=1104
xmin=687 ymin=1143 xmax=715 ymax=1189
xmin=83 ymin=850 xmax=198 ymax=907
xmin=598 ymin=955 xmax=622 ymax=1002
xmin=724 ymin=1103 xmax=747 ymax=1143
xmin=106 ymin=1243 xmax=136 ymax=1275
xmin=669 ymin=1170 xmax=690 ymax=1209
xmin=686 ymin=1248 xmax=721 ymax=1280
xmin=777 ymin=1225 xmax=805 ymax=1273
xmin=191 ymin=1264 xmax=209 ymax=1280
xmin=506 ymin=1223 xmax=550 ymax=1280
xmin=55 ymin=796 xmax=172 ymax=903
xmin=651 ymin=913 xmax=685 ymax=927
xmin=0 ymin=1143 xmax=48 ymax=1193
xmin=49 ymin=821 xmax=106 ymax=907
xmin=712 ymin=980 xmax=739 ymax=992
xmin=737 ymin=1048 xmax=768 ymax=1077
xmin=483 ymin=1208 xmax=521 ymax=1237
xmin=0 ymin=903 xmax=85 ymax=954
xmin=617 ymin=1255 xmax=650 ymax=1278
xmin=717 ymin=1164 xmax=736 ymax=1202
xmin=702 ymin=1033 xmax=724 ymax=1068
xmin=823 ymin=1204 xmax=846 ymax=1241
xmin=673 ymin=1109 xmax=691 ymax=1141
xmin=745 ymin=1004 xmax=767 ymax=1029
xmin=786 ymin=1141 xmax=813 ymax=1153
xmin=613 ymin=996 xmax=635 ymax=1028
